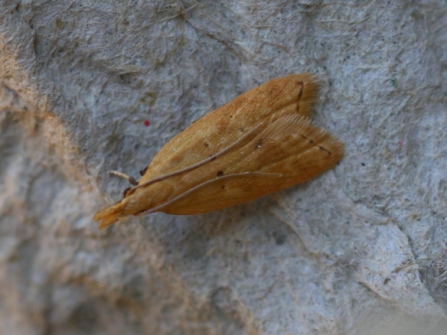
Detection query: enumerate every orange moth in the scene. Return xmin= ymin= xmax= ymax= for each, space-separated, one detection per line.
xmin=93 ymin=74 xmax=344 ymax=229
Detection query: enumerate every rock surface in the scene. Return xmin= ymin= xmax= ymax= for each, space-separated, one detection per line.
xmin=1 ymin=1 xmax=446 ymax=334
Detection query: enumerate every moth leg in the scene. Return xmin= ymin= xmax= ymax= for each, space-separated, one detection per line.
xmin=109 ymin=170 xmax=138 ymax=186
xmin=139 ymin=166 xmax=148 ymax=176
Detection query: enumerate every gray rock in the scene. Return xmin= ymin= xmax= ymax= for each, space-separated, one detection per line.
xmin=1 ymin=1 xmax=446 ymax=334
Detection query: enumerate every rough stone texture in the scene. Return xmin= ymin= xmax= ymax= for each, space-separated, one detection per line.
xmin=1 ymin=1 xmax=446 ymax=334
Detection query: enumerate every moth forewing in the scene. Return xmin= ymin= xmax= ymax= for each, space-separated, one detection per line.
xmin=153 ymin=115 xmax=344 ymax=215
xmin=93 ymin=74 xmax=343 ymax=229
xmin=139 ymin=73 xmax=318 ymax=183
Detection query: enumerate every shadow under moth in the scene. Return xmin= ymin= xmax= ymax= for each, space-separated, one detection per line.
xmin=93 ymin=74 xmax=344 ymax=229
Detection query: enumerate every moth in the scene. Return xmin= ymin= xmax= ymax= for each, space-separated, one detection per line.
xmin=93 ymin=74 xmax=344 ymax=229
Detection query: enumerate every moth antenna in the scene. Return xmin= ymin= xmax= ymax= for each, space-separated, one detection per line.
xmin=109 ymin=170 xmax=138 ymax=186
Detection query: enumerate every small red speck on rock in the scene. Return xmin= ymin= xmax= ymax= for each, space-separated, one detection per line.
xmin=144 ymin=120 xmax=150 ymax=126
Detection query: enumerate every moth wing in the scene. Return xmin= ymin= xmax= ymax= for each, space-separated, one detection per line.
xmin=139 ymin=74 xmax=319 ymax=183
xmin=158 ymin=115 xmax=344 ymax=215
xmin=233 ymin=114 xmax=344 ymax=178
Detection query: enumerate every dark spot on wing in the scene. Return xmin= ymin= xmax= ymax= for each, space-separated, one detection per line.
xmin=217 ymin=170 xmax=224 ymax=177
xmin=318 ymin=145 xmax=332 ymax=155
xmin=300 ymin=133 xmax=332 ymax=156
xmin=300 ymin=134 xmax=314 ymax=144
xmin=296 ymin=81 xmax=304 ymax=100
xmin=255 ymin=138 xmax=265 ymax=149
